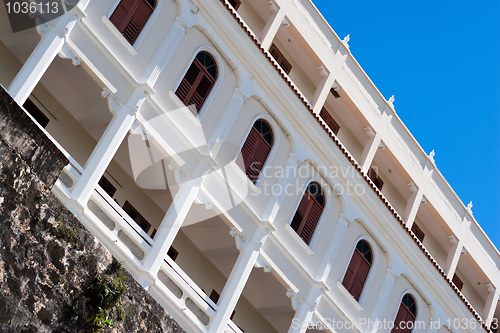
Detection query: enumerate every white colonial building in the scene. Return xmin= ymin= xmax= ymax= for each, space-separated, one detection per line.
xmin=0 ymin=0 xmax=499 ymax=332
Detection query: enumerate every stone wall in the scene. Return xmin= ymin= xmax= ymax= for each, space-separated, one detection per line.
xmin=0 ymin=88 xmax=186 ymax=333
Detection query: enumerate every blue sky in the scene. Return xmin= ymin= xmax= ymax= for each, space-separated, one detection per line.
xmin=312 ymin=0 xmax=500 ymax=249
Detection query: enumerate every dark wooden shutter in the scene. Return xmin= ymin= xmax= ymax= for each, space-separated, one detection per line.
xmin=240 ymin=128 xmax=271 ymax=183
xmin=109 ymin=0 xmax=154 ymax=45
xmin=175 ymin=55 xmax=216 ymax=113
xmin=98 ymin=176 xmax=117 ymax=197
xmin=290 ymin=185 xmax=324 ymax=244
xmin=23 ymin=99 xmax=49 ymax=128
xmin=290 ymin=194 xmax=310 ymax=233
xmin=123 ymin=201 xmax=151 ymax=233
xmin=411 ymin=223 xmax=425 ymax=242
xmin=452 ymin=274 xmax=463 ymax=291
xmin=342 ymin=247 xmax=371 ymax=301
xmin=227 ymin=0 xmax=241 ymax=10
xmin=269 ymin=44 xmax=292 ymax=75
xmin=167 ymin=246 xmax=178 ymax=261
xmin=391 ymin=297 xmax=416 ymax=333
xmin=319 ymin=107 xmax=340 ymax=135
xmin=368 ymin=167 xmax=384 ymax=190
xmin=175 ymin=61 xmax=202 ymax=105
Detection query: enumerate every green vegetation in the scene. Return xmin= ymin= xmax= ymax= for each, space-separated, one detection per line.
xmin=57 ymin=211 xmax=79 ymax=247
xmin=87 ymin=273 xmax=127 ymax=332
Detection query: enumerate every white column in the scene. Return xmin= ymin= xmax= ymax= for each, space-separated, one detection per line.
xmin=8 ymin=30 xmax=64 ymax=105
xmin=70 ymin=90 xmax=144 ymax=207
xmin=140 ymin=17 xmax=188 ymax=87
xmin=8 ymin=10 xmax=80 ymax=105
xmin=259 ymin=2 xmax=286 ymax=50
xmin=315 ymin=215 xmax=350 ymax=282
xmin=483 ymin=284 xmax=499 ymax=327
xmin=444 ymin=235 xmax=464 ymax=278
xmin=141 ymin=178 xmax=201 ymax=286
xmin=261 ymin=153 xmax=300 ymax=223
xmin=311 ymin=69 xmax=335 ymax=115
xmin=287 ymin=287 xmax=323 ymax=333
xmin=359 ymin=127 xmax=383 ymax=174
xmin=402 ymin=183 xmax=424 ymax=229
xmin=367 ymin=269 xmax=396 ymax=333
xmin=208 ymin=226 xmax=269 ymax=333
xmin=208 ymin=88 xmax=246 ymax=157
xmin=288 ymin=303 xmax=314 ymax=333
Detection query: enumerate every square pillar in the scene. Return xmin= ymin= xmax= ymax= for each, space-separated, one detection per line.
xmin=402 ymin=183 xmax=424 ymax=229
xmin=484 ymin=284 xmax=500 ymax=327
xmin=444 ymin=235 xmax=465 ymax=278
xmin=70 ymin=90 xmax=144 ymax=207
xmin=260 ymin=1 xmax=286 ymax=50
xmin=208 ymin=226 xmax=269 ymax=333
xmin=311 ymin=69 xmax=335 ymax=115
xmin=140 ymin=178 xmax=202 ymax=287
xmin=359 ymin=127 xmax=382 ymax=174
xmin=367 ymin=269 xmax=396 ymax=333
xmin=315 ymin=214 xmax=350 ymax=282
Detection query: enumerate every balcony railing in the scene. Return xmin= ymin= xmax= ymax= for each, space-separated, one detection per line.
xmin=53 ymin=164 xmax=243 ymax=333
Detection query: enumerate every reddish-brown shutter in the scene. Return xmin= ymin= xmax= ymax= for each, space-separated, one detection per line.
xmin=269 ymin=44 xmax=292 ymax=75
xmin=319 ymin=107 xmax=340 ymax=135
xmin=342 ymin=247 xmax=371 ymax=301
xmin=300 ymin=200 xmax=322 ymax=244
xmin=227 ymin=0 xmax=241 ymax=10
xmin=175 ymin=56 xmax=216 ymax=113
xmin=391 ymin=298 xmax=416 ymax=333
xmin=290 ymin=194 xmax=310 ymax=233
xmin=411 ymin=223 xmax=425 ymax=242
xmin=290 ymin=185 xmax=324 ymax=244
xmin=342 ymin=248 xmax=362 ymax=291
xmin=452 ymin=274 xmax=464 ymax=291
xmin=175 ymin=61 xmax=202 ymax=104
xmin=239 ymin=122 xmax=272 ymax=183
xmin=109 ymin=0 xmax=154 ymax=45
xmin=368 ymin=167 xmax=384 ymax=190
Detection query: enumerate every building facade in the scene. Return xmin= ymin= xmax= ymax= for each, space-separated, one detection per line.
xmin=0 ymin=1 xmax=499 ymax=332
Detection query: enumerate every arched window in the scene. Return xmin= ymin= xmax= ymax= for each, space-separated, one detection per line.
xmin=175 ymin=51 xmax=218 ymax=114
xmin=290 ymin=182 xmax=325 ymax=244
xmin=391 ymin=294 xmax=417 ymax=333
xmin=239 ymin=119 xmax=273 ymax=183
xmin=109 ymin=0 xmax=156 ymax=44
xmin=341 ymin=240 xmax=372 ymax=301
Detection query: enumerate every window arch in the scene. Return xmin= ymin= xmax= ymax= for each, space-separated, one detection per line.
xmin=175 ymin=51 xmax=218 ymax=114
xmin=109 ymin=0 xmax=156 ymax=45
xmin=391 ymin=294 xmax=417 ymax=333
xmin=239 ymin=119 xmax=273 ymax=183
xmin=290 ymin=182 xmax=325 ymax=244
xmin=341 ymin=240 xmax=372 ymax=301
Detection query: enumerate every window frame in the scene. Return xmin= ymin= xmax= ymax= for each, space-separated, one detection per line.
xmin=109 ymin=0 xmax=156 ymax=45
xmin=341 ymin=240 xmax=373 ymax=301
xmin=175 ymin=51 xmax=218 ymax=116
xmin=269 ymin=43 xmax=292 ymax=75
xmin=238 ymin=119 xmax=274 ymax=184
xmin=319 ymin=107 xmax=340 ymax=135
xmin=391 ymin=293 xmax=417 ymax=333
xmin=289 ymin=182 xmax=325 ymax=245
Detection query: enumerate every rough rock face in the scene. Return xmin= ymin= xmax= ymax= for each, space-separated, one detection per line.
xmin=0 ymin=88 xmax=186 ymax=333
